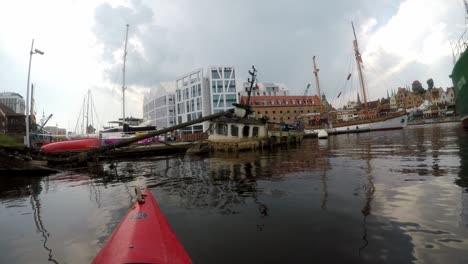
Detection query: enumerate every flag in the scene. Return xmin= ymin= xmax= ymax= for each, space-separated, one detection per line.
xmin=465 ymin=0 xmax=468 ymax=14
xmin=347 ymin=73 xmax=352 ymax=80
xmin=337 ymin=91 xmax=342 ymax=98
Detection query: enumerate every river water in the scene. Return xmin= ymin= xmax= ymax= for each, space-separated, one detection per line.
xmin=1 ymin=122 xmax=468 ymax=263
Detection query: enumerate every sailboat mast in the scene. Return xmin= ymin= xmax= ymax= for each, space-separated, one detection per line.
xmin=312 ymin=56 xmax=323 ymax=113
xmin=122 ymin=24 xmax=129 ymax=126
xmin=352 ymin=22 xmax=368 ymax=110
xmin=86 ymin=89 xmax=90 ymax=133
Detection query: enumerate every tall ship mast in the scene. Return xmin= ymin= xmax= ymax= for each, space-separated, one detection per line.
xmin=352 ymin=22 xmax=368 ymax=111
xmin=301 ymin=22 xmax=408 ymax=136
xmin=312 ymin=56 xmax=323 ymax=113
xmin=122 ymin=24 xmax=129 ymax=126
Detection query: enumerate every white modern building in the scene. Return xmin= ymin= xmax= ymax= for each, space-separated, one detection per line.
xmin=175 ymin=66 xmax=239 ymax=133
xmin=175 ymin=68 xmax=210 ymax=133
xmin=143 ymin=82 xmax=176 ymax=128
xmin=239 ymin=82 xmax=289 ymax=97
xmin=209 ymin=66 xmax=238 ymax=114
xmin=0 ymin=92 xmax=25 ymax=114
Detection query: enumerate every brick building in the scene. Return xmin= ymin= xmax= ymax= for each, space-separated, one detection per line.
xmin=240 ymin=95 xmax=322 ymax=123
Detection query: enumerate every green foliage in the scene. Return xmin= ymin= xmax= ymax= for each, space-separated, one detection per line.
xmin=412 ymin=80 xmax=426 ymax=96
xmin=0 ymin=134 xmax=22 ymax=147
xmin=426 ymin=78 xmax=434 ymax=90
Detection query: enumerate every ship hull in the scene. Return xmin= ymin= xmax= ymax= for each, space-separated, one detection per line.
xmin=306 ymin=113 xmax=407 ymax=136
xmin=330 ymin=113 xmax=407 ymax=134
xmin=451 ymin=48 xmax=468 ymax=128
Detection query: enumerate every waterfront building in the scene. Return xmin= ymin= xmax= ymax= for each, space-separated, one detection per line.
xmin=0 ymin=103 xmax=25 ymax=135
xmin=0 ymin=92 xmax=25 ymax=114
xmin=209 ymin=66 xmax=238 ymax=114
xmin=445 ymin=87 xmax=456 ymax=106
xmin=143 ymin=82 xmax=176 ymax=129
xmin=239 ymin=82 xmax=289 ymax=97
xmin=240 ymin=95 xmax=321 ymax=124
xmin=390 ymin=95 xmax=398 ymax=110
xmin=175 ymin=66 xmax=238 ymax=133
xmin=395 ymin=88 xmax=424 ymax=109
xmin=43 ymin=126 xmax=66 ymax=135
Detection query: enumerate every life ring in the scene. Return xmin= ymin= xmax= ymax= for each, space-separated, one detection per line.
xmin=315 ymin=116 xmax=320 ymax=122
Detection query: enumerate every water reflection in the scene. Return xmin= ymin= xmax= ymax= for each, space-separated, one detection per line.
xmin=2 ymin=124 xmax=468 ymax=263
xmin=29 ymin=185 xmax=59 ymax=264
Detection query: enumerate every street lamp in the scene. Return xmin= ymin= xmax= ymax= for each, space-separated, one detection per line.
xmin=25 ymin=39 xmax=44 ymax=148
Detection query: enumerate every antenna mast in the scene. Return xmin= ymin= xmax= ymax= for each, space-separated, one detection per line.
xmin=352 ymin=22 xmax=368 ymax=110
xmin=312 ymin=56 xmax=323 ymax=113
xmin=122 ymin=24 xmax=129 ymax=126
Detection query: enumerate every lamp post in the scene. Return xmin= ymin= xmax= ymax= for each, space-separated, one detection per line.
xmin=25 ymin=39 xmax=44 ymax=147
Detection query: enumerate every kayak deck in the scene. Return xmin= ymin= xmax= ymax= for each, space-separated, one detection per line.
xmin=92 ymin=188 xmax=192 ymax=264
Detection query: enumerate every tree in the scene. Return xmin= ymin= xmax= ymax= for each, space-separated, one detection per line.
xmin=412 ymin=80 xmax=425 ymax=96
xmin=426 ymin=78 xmax=434 ymax=90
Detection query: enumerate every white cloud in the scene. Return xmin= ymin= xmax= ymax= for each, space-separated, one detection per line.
xmin=0 ymin=0 xmax=463 ymax=129
xmin=359 ymin=0 xmax=460 ymax=99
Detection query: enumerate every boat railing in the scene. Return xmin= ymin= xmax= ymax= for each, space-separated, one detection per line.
xmin=453 ymin=28 xmax=468 ymax=64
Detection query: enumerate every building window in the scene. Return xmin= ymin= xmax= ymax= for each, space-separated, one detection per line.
xmin=255 ymin=100 xmax=260 ymax=105
xmin=217 ymin=81 xmax=223 ymax=93
xmin=262 ymin=100 xmax=267 ymax=105
xmin=212 ymin=70 xmax=220 ymax=79
xmin=242 ymin=126 xmax=250 ymax=137
xmin=265 ymin=111 xmax=268 ymax=114
xmin=226 ymin=94 xmax=236 ymax=106
xmin=270 ymin=100 xmax=275 ymax=105
xmin=277 ymin=100 xmax=282 ymax=105
xmin=280 ymin=111 xmax=283 ymax=114
xmin=231 ymin=125 xmax=239 ymax=136
xmin=224 ymin=70 xmax=232 ymax=79
xmin=273 ymin=111 xmax=276 ymax=114
xmin=216 ymin=123 xmax=227 ymax=135
xmin=253 ymin=127 xmax=259 ymax=137
xmin=212 ymin=82 xmax=216 ymax=93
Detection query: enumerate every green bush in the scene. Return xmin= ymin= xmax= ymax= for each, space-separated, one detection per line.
xmin=0 ymin=134 xmax=23 ymax=147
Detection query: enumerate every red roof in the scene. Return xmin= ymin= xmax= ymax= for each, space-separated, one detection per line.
xmin=240 ymin=95 xmax=321 ymax=108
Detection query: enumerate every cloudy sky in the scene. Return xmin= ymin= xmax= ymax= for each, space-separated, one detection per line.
xmin=0 ymin=0 xmax=465 ymax=131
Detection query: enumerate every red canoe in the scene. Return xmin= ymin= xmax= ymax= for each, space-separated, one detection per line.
xmin=40 ymin=138 xmax=99 ymax=153
xmin=92 ymin=188 xmax=192 ymax=264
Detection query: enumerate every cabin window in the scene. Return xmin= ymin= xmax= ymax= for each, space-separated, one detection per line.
xmin=242 ymin=126 xmax=250 ymax=137
xmin=231 ymin=125 xmax=239 ymax=137
xmin=253 ymin=127 xmax=259 ymax=137
xmin=216 ymin=124 xmax=228 ymax=135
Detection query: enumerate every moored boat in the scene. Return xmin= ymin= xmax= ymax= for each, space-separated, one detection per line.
xmin=208 ymin=116 xmax=303 ymax=151
xmin=40 ymin=138 xmax=100 ymax=153
xmin=302 ymin=23 xmax=408 ymax=134
xmin=208 ymin=67 xmax=303 ymax=151
xmin=450 ymin=27 xmax=468 ymax=127
xmin=92 ymin=188 xmax=192 ymax=264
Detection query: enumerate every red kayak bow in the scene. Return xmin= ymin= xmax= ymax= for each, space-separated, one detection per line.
xmin=92 ymin=188 xmax=192 ymax=264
